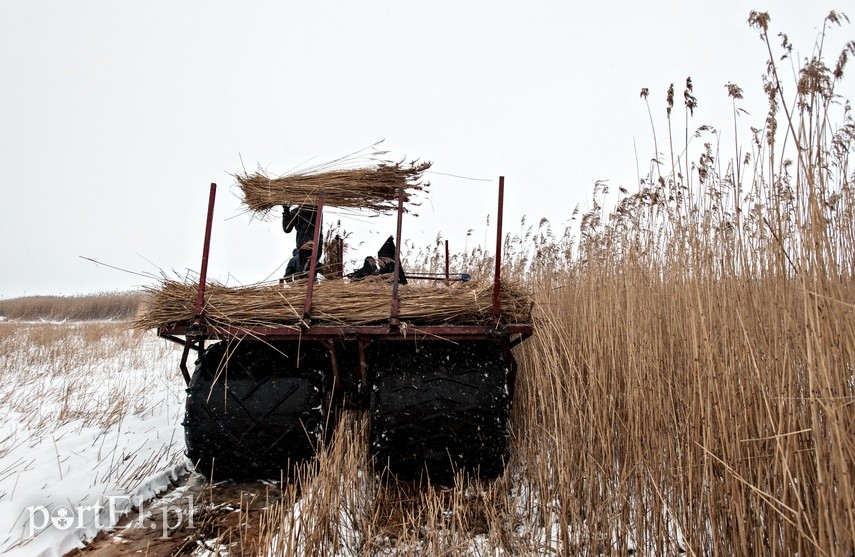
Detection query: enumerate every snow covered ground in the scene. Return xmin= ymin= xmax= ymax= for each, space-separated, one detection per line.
xmin=0 ymin=321 xmax=685 ymax=556
xmin=0 ymin=322 xmax=188 ymax=556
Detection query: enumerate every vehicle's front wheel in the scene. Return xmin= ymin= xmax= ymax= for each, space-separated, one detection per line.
xmin=184 ymin=340 xmax=329 ymax=481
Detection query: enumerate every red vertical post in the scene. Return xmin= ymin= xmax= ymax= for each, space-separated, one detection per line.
xmin=492 ymin=176 xmax=505 ymax=323
xmin=302 ymin=193 xmax=325 ymax=323
xmin=193 ymin=183 xmax=217 ymax=321
xmin=338 ymin=236 xmax=344 ymax=277
xmin=444 ymin=239 xmax=450 ymax=286
xmin=390 ymin=187 xmax=404 ymax=325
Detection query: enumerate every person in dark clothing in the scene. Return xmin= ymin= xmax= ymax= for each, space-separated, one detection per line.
xmin=376 ymin=235 xmax=407 ymax=284
xmin=348 ymin=256 xmax=378 ymax=280
xmin=282 ymin=204 xmax=323 ymax=280
xmin=347 ymin=236 xmax=407 ymax=284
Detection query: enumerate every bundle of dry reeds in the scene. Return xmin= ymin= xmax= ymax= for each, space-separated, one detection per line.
xmin=136 ymin=278 xmax=532 ymax=330
xmin=235 ymin=160 xmax=432 ymax=214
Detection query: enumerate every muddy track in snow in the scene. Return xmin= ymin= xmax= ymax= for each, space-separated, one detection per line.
xmin=65 ymin=474 xmax=285 ymax=557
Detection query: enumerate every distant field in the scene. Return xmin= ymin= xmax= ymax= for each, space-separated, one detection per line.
xmin=0 ymin=291 xmax=144 ymax=321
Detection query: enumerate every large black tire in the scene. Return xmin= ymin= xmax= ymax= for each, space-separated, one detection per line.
xmin=368 ymin=340 xmax=515 ymax=484
xmin=184 ymin=340 xmax=330 ymax=481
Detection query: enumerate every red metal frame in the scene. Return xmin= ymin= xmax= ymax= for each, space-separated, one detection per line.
xmin=406 ymin=273 xmax=468 ymax=282
xmin=492 ymin=176 xmax=505 ymax=323
xmin=338 ymin=236 xmax=345 ymax=277
xmin=444 ymin=240 xmax=450 ymax=285
xmin=193 ymin=183 xmax=217 ymax=323
xmin=161 ymin=323 xmax=532 ymax=341
xmin=166 ymin=176 xmax=531 ymax=383
xmin=389 ymin=188 xmax=405 ymax=327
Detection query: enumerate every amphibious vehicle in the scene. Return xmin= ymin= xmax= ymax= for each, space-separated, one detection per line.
xmin=150 ymin=170 xmax=533 ymax=484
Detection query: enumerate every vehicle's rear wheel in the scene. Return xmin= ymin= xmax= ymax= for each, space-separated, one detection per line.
xmin=184 ymin=340 xmax=329 ymax=481
xmin=368 ymin=340 xmax=515 ymax=484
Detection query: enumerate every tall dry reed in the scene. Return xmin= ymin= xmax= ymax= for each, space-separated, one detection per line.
xmin=0 ymin=291 xmax=144 ymax=321
xmin=509 ymin=11 xmax=855 ymax=555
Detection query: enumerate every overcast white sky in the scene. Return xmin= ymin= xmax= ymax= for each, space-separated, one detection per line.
xmin=1 ymin=1 xmax=851 ymax=298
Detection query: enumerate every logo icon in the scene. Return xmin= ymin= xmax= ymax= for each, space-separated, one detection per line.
xmin=50 ymin=506 xmax=75 ymax=530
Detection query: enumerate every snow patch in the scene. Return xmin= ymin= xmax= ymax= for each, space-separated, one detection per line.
xmin=0 ymin=326 xmax=188 ymax=557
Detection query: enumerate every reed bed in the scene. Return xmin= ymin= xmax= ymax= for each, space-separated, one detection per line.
xmin=235 ymin=160 xmax=432 ymax=214
xmin=0 ymin=290 xmax=144 ymax=321
xmin=136 ymin=278 xmax=532 ymax=330
xmin=504 ymin=12 xmax=854 ymax=555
